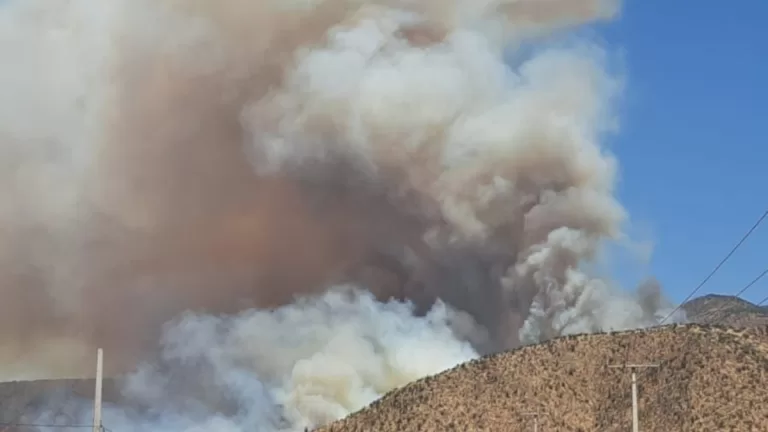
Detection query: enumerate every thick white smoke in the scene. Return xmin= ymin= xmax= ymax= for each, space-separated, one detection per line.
xmin=151 ymin=289 xmax=476 ymax=428
xmin=26 ymin=289 xmax=477 ymax=431
xmin=0 ymin=0 xmax=685 ymax=430
xmin=236 ymin=0 xmax=677 ymax=349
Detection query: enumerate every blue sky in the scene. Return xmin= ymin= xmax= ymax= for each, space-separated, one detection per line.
xmin=595 ymin=1 xmax=767 ymax=304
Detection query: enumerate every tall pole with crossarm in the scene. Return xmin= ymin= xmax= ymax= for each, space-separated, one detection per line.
xmin=608 ymin=363 xmax=659 ymax=432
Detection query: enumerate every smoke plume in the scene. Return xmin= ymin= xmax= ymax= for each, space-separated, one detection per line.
xmin=0 ymin=0 xmax=684 ymax=429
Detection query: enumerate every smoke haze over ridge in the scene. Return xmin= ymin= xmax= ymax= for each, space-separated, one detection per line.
xmin=0 ymin=0 xmax=684 ymax=430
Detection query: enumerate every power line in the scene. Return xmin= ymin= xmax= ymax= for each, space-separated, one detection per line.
xmin=756 ymin=292 xmax=768 ymax=307
xmin=620 ymin=208 xmax=767 ymax=367
xmin=622 ymin=264 xmax=768 ymax=429
xmin=607 ymin=364 xmax=659 ymax=432
xmin=640 ymin=264 xmax=768 ymax=386
xmin=0 ymin=350 xmax=106 ymax=432
xmin=667 ymin=266 xmax=768 ymax=330
xmin=0 ymin=379 xmax=79 ymax=432
xmin=728 ymin=267 xmax=768 ymax=301
xmin=658 ymin=208 xmax=768 ymax=326
xmin=614 ymin=205 xmax=767 ymax=430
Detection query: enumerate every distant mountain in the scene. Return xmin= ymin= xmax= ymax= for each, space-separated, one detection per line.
xmin=683 ymin=294 xmax=768 ymax=328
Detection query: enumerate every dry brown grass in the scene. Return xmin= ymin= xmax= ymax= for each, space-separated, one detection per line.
xmin=317 ymin=324 xmax=768 ymax=432
xmin=3 ymin=296 xmax=768 ymax=431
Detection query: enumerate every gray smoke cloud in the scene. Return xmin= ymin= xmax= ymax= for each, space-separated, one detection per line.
xmin=0 ymin=0 xmax=685 ymax=430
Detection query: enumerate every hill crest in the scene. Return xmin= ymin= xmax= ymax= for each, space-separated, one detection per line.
xmin=318 ymin=324 xmax=768 ymax=431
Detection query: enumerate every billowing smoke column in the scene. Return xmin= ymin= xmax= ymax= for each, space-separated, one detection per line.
xmin=0 ymin=0 xmax=684 ymax=429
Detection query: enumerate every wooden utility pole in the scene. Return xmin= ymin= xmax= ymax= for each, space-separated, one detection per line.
xmin=93 ymin=348 xmax=104 ymax=432
xmin=522 ymin=412 xmax=539 ymax=432
xmin=608 ymin=363 xmax=659 ymax=432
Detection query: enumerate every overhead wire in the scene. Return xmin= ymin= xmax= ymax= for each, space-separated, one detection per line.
xmin=626 ymin=264 xmax=768 ymax=430
xmin=620 ymin=208 xmax=767 ymax=361
xmin=0 ymin=378 xmax=100 ymax=432
xmin=620 ymin=208 xmax=767 ymax=370
xmin=613 ymin=208 xmax=767 ymax=429
xmin=657 ymin=209 xmax=768 ymax=326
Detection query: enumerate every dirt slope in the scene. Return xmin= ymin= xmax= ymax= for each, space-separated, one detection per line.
xmin=683 ymin=294 xmax=768 ymax=328
xmin=318 ymin=325 xmax=768 ymax=432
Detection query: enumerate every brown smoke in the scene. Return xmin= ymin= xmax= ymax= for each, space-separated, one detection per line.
xmin=0 ymin=0 xmax=443 ymax=374
xmin=0 ymin=0 xmax=681 ymax=381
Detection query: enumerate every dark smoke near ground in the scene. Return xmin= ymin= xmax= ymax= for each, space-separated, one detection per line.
xmin=0 ymin=0 xmax=684 ymax=430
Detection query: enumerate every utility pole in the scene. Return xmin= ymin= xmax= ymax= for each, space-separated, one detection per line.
xmin=608 ymin=363 xmax=659 ymax=432
xmin=522 ymin=412 xmax=539 ymax=432
xmin=93 ymin=348 xmax=104 ymax=432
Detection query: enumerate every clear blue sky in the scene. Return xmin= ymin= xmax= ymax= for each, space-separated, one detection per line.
xmin=595 ymin=1 xmax=767 ymax=305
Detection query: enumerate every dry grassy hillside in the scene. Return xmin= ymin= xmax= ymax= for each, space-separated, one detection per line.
xmin=0 ymin=379 xmax=120 ymax=429
xmin=2 ymin=304 xmax=767 ymax=431
xmin=683 ymin=294 xmax=768 ymax=328
xmin=318 ymin=324 xmax=768 ymax=432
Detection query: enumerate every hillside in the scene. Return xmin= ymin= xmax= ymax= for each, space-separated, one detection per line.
xmin=683 ymin=294 xmax=768 ymax=328
xmin=318 ymin=324 xmax=768 ymax=432
xmin=2 ymin=295 xmax=768 ymax=431
xmin=0 ymin=379 xmax=120 ymax=420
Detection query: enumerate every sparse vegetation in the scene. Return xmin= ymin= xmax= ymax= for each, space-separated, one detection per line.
xmin=3 ymin=296 xmax=767 ymax=431
xmin=683 ymin=294 xmax=768 ymax=328
xmin=317 ymin=325 xmax=768 ymax=431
